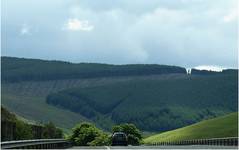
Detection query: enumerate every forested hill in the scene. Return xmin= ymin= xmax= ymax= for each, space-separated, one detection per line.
xmin=47 ymin=73 xmax=238 ymax=131
xmin=1 ymin=56 xmax=186 ymax=82
xmin=1 ymin=56 xmax=238 ymax=132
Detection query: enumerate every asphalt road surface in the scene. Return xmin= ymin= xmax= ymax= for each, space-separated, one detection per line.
xmin=68 ymin=145 xmax=238 ymax=149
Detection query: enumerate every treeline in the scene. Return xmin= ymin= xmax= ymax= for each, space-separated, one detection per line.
xmin=46 ymin=72 xmax=238 ymax=132
xmin=2 ymin=57 xmax=186 ymax=82
xmin=1 ymin=106 xmax=63 ymax=141
xmin=2 ymin=57 xmax=237 ymax=83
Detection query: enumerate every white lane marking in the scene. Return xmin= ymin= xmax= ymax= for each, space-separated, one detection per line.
xmin=105 ymin=146 xmax=110 ymax=150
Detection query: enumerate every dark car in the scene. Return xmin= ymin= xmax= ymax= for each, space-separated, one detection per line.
xmin=111 ymin=132 xmax=128 ymax=146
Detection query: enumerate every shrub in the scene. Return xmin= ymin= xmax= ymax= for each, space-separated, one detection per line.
xmin=70 ymin=122 xmax=110 ymax=146
xmin=89 ymin=132 xmax=111 ymax=146
xmin=112 ymin=123 xmax=142 ymax=145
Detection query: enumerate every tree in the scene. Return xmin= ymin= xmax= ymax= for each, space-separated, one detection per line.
xmin=15 ymin=120 xmax=33 ymax=140
xmin=69 ymin=122 xmax=110 ymax=146
xmin=43 ymin=122 xmax=63 ymax=138
xmin=88 ymin=132 xmax=111 ymax=146
xmin=112 ymin=123 xmax=142 ymax=145
xmin=127 ymin=134 xmax=140 ymax=145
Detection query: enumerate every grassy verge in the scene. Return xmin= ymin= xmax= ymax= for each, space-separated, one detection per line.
xmin=144 ymin=112 xmax=238 ymax=144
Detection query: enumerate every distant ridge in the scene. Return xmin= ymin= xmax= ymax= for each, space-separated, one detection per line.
xmin=2 ymin=56 xmax=187 ymax=82
xmin=2 ymin=56 xmax=237 ymax=83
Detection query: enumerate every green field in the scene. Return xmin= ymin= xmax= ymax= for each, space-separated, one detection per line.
xmin=144 ymin=112 xmax=238 ymax=144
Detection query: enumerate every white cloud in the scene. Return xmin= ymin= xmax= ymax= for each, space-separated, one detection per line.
xmin=63 ymin=18 xmax=94 ymax=31
xmin=20 ymin=24 xmax=31 ymax=35
xmin=223 ymin=11 xmax=238 ymax=23
xmin=194 ymin=65 xmax=225 ymax=72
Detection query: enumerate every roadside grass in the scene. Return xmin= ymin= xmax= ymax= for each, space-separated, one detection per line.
xmin=144 ymin=112 xmax=238 ymax=144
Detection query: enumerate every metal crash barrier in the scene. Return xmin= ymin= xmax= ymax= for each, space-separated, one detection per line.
xmin=1 ymin=139 xmax=71 ymax=149
xmin=150 ymin=137 xmax=238 ymax=146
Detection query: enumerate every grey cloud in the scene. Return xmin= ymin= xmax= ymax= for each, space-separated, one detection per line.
xmin=1 ymin=0 xmax=238 ymax=68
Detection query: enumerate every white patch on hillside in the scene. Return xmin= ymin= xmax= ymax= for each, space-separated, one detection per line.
xmin=194 ymin=65 xmax=225 ymax=72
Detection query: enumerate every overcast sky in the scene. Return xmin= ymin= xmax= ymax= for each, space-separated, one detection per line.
xmin=1 ymin=0 xmax=238 ymax=69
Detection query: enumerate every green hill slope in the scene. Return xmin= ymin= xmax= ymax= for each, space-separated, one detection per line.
xmin=1 ymin=57 xmax=238 ymax=132
xmin=1 ymin=106 xmax=17 ymax=122
xmin=47 ymin=73 xmax=237 ymax=132
xmin=2 ymin=75 xmax=187 ymax=131
xmin=144 ymin=112 xmax=238 ymax=143
xmin=1 ymin=93 xmax=89 ymax=132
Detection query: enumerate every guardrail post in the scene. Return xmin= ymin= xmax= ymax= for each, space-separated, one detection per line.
xmin=234 ymin=138 xmax=238 ymax=146
xmin=229 ymin=138 xmax=232 ymax=146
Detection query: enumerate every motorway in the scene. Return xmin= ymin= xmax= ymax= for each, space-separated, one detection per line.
xmin=69 ymin=145 xmax=238 ymax=149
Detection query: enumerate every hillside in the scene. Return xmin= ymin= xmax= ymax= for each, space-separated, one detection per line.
xmin=1 ymin=106 xmax=17 ymax=122
xmin=144 ymin=112 xmax=238 ymax=143
xmin=2 ymin=56 xmax=186 ymax=82
xmin=1 ymin=56 xmax=238 ymax=132
xmin=47 ymin=73 xmax=237 ymax=131
xmin=1 ymin=106 xmax=63 ymax=141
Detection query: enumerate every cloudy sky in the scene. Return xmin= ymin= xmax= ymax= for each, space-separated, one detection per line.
xmin=1 ymin=0 xmax=238 ymax=69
